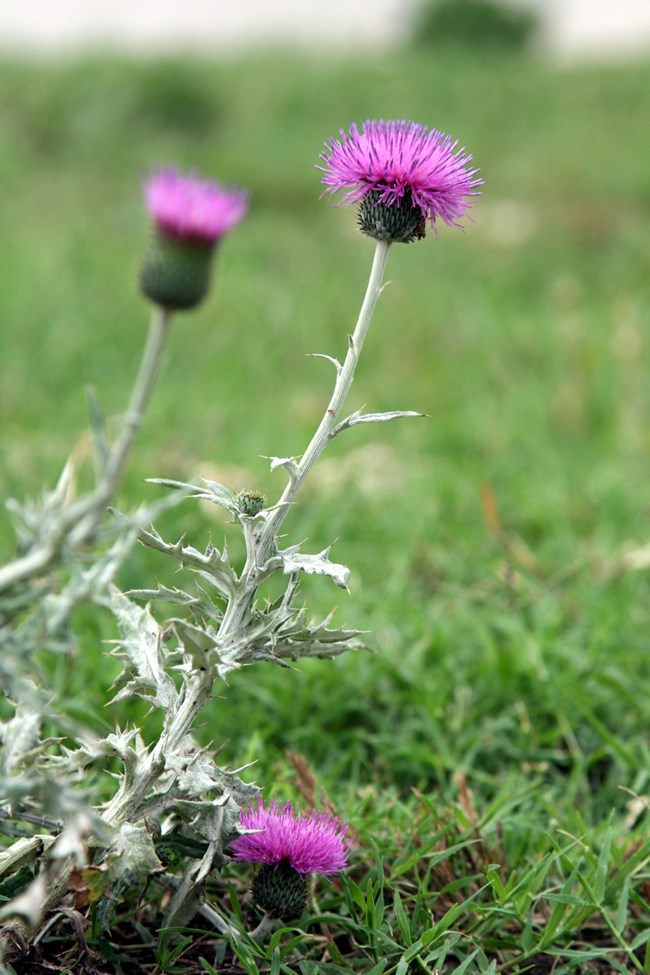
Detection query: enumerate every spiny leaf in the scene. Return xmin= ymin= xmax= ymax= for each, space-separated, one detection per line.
xmin=268 ymin=456 xmax=300 ymax=481
xmin=277 ymin=544 xmax=350 ymax=588
xmin=110 ymin=589 xmax=178 ymax=710
xmin=146 ymin=477 xmax=239 ymax=515
xmin=0 ymin=708 xmax=42 ymax=775
xmin=137 ymin=528 xmax=237 ymax=598
xmin=332 ymin=408 xmax=426 ymax=437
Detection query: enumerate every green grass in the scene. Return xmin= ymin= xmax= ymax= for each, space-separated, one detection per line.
xmin=2 ymin=49 xmax=650 ymax=973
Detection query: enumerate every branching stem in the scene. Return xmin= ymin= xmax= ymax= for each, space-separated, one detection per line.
xmin=104 ymin=242 xmax=393 ymax=826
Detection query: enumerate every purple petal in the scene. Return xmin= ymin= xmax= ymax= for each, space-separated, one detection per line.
xmin=145 ymin=167 xmax=248 ymax=244
xmin=231 ymin=799 xmax=350 ymax=875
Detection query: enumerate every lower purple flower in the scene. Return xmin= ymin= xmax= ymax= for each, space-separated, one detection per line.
xmin=231 ymin=799 xmax=350 ymax=875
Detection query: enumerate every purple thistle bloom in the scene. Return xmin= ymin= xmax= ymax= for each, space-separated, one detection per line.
xmin=319 ymin=119 xmax=481 ymax=230
xmin=145 ymin=167 xmax=248 ymax=245
xmin=231 ymin=800 xmax=350 ymax=875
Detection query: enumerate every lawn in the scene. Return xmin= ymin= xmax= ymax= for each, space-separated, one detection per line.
xmin=1 ymin=47 xmax=650 ymax=973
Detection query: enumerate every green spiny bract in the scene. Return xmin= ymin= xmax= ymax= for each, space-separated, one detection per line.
xmin=140 ymin=232 xmax=215 ymax=310
xmin=358 ymin=189 xmax=427 ymax=244
xmin=252 ymin=861 xmax=308 ymax=920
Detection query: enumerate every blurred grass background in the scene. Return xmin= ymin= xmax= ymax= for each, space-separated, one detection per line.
xmin=1 ymin=47 xmax=650 ymax=847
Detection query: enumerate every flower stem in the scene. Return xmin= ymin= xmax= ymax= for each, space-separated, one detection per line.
xmin=248 ymin=913 xmax=276 ymax=940
xmin=265 ymin=238 xmax=391 ymax=544
xmin=67 ymin=305 xmax=173 ymax=544
xmin=153 ymin=874 xmax=240 ymax=939
xmin=0 ymin=306 xmax=173 ymax=593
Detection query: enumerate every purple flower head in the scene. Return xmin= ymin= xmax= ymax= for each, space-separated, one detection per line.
xmin=231 ymin=800 xmax=350 ymax=875
xmin=319 ymin=119 xmax=482 ymax=230
xmin=145 ymin=167 xmax=248 ymax=245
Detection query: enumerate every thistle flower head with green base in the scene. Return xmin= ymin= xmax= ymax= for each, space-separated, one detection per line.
xmin=140 ymin=167 xmax=248 ymax=310
xmin=319 ymin=119 xmax=481 ymax=243
xmin=231 ymin=800 xmax=350 ymax=921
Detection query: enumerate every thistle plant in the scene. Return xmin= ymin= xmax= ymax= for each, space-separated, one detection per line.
xmin=0 ymin=167 xmax=250 ymax=956
xmin=0 ymin=120 xmax=480 ymax=963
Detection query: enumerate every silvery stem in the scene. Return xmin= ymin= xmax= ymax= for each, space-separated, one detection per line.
xmin=67 ymin=305 xmax=173 ymax=544
xmin=0 ymin=306 xmax=173 ymax=593
xmin=248 ymin=912 xmax=275 ymax=940
xmin=153 ymin=874 xmax=239 ymax=939
xmin=0 ymin=543 xmax=59 ymax=594
xmin=264 ymin=238 xmax=391 ymax=546
xmin=196 ymin=900 xmax=239 ymax=939
xmin=102 ymin=667 xmax=213 ymax=826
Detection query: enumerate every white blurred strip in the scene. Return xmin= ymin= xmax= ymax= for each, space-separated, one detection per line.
xmin=0 ymin=0 xmax=649 ymax=59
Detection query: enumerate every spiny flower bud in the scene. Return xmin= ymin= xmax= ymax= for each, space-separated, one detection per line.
xmin=358 ymin=189 xmax=426 ymax=244
xmin=140 ymin=168 xmax=248 ymax=311
xmin=236 ymin=490 xmax=267 ymax=517
xmin=252 ymin=861 xmax=308 ymax=921
xmin=140 ymin=233 xmax=214 ymax=310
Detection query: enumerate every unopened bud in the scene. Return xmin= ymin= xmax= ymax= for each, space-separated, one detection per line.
xmin=237 ymin=490 xmax=266 ymax=517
